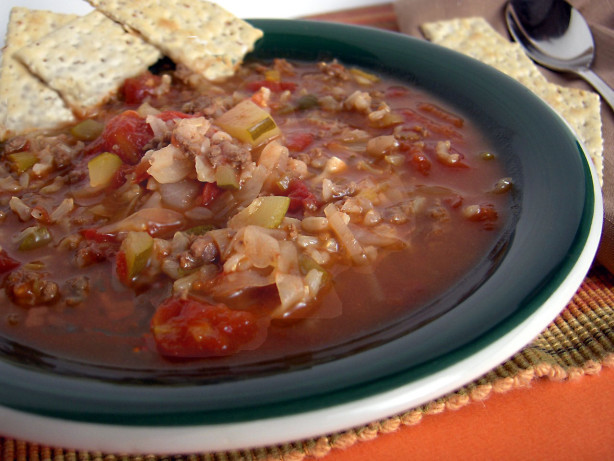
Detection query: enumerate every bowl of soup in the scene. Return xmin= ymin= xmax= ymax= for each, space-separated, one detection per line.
xmin=0 ymin=18 xmax=602 ymax=454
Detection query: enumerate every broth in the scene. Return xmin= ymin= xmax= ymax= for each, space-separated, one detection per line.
xmin=0 ymin=59 xmax=512 ymax=374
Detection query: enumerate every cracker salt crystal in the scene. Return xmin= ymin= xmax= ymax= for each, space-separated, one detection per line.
xmin=14 ymin=10 xmax=162 ymax=117
xmin=86 ymin=0 xmax=263 ymax=81
xmin=0 ymin=7 xmax=77 ymax=141
xmin=421 ymin=17 xmax=604 ymax=184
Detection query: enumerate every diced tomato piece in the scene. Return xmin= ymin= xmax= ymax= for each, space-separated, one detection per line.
xmin=466 ymin=203 xmax=498 ymax=223
xmin=107 ymin=164 xmax=131 ymax=190
xmin=31 ymin=206 xmax=51 ymax=224
xmin=400 ymin=141 xmax=431 ymax=176
xmin=286 ymin=132 xmax=314 ymax=152
xmin=83 ymin=111 xmax=153 ymax=164
xmin=201 ymin=182 xmax=222 ymax=207
xmin=115 ymin=250 xmax=128 ymax=284
xmin=156 ymin=110 xmax=195 ymax=122
xmin=80 ymin=228 xmax=117 ymax=243
xmin=284 ymin=179 xmax=318 ymax=212
xmin=151 ymin=297 xmax=261 ymax=358
xmin=246 ymin=80 xmax=297 ymax=93
xmin=386 ymin=86 xmax=410 ymax=98
xmin=122 ymin=71 xmax=162 ymax=105
xmin=0 ymin=250 xmax=20 ymax=273
xmin=410 ymin=152 xmax=431 ymax=175
xmin=129 ymin=159 xmax=152 ymax=184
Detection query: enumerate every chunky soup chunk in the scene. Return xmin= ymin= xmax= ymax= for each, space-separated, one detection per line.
xmin=0 ymin=59 xmax=512 ymax=367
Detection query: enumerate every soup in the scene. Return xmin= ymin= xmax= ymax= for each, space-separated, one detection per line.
xmin=0 ymin=59 xmax=512 ymax=373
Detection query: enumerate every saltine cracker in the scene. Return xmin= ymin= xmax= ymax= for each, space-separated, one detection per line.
xmin=0 ymin=8 xmax=77 ymax=141
xmin=421 ymin=17 xmax=603 ymax=184
xmin=87 ymin=0 xmax=263 ymax=81
xmin=15 ymin=10 xmax=161 ymax=117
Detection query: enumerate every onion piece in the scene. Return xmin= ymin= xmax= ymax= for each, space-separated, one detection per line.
xmin=9 ymin=196 xmax=32 ymax=221
xmin=98 ymin=207 xmax=185 ymax=237
xmin=277 ymin=240 xmax=299 ymax=274
xmin=324 ymin=203 xmax=367 ymax=265
xmin=147 ymin=144 xmax=193 ymax=184
xmin=145 ymin=113 xmax=166 ymax=137
xmin=50 ymin=198 xmax=74 ymax=222
xmin=258 ymin=140 xmax=288 ymax=171
xmin=159 ymin=179 xmax=200 ymax=211
xmin=211 ymin=270 xmax=275 ymax=298
xmin=275 ymin=273 xmax=306 ymax=312
xmin=243 ymin=225 xmax=280 ymax=269
xmin=349 ymin=223 xmax=408 ymax=249
xmin=304 ymin=268 xmax=324 ymax=297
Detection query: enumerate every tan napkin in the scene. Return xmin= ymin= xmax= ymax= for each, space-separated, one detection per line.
xmin=395 ymin=0 xmax=614 ymax=273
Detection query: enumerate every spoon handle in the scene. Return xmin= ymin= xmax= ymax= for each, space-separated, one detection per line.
xmin=577 ymin=68 xmax=614 ymax=112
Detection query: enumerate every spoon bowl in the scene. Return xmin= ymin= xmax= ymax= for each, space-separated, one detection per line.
xmin=506 ymin=0 xmax=614 ymax=111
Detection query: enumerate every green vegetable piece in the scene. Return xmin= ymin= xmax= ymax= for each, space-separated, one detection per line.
xmin=214 ymin=164 xmax=240 ymax=189
xmin=122 ymin=231 xmax=153 ymax=279
xmin=185 ymin=224 xmax=216 ymax=235
xmin=296 ymin=94 xmax=319 ymax=111
xmin=299 ymin=253 xmax=331 ymax=285
xmin=8 ymin=152 xmax=37 ymax=174
xmin=247 ymin=117 xmax=277 ymax=142
xmin=215 ymin=99 xmax=281 ymax=146
xmin=18 ymin=226 xmax=52 ymax=251
xmin=88 ymin=152 xmax=123 ymax=187
xmin=229 ymin=196 xmax=290 ymax=229
xmin=70 ymin=119 xmax=104 ymax=141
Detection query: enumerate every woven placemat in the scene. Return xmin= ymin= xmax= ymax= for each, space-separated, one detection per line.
xmin=1 ymin=264 xmax=613 ymax=461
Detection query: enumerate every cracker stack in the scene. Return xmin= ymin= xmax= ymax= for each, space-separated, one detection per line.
xmin=0 ymin=1 xmax=263 ymax=141
xmin=87 ymin=0 xmax=264 ymax=81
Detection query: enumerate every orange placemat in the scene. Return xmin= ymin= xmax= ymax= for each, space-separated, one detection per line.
xmin=2 ymin=4 xmax=613 ymax=460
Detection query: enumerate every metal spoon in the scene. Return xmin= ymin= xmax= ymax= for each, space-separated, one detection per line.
xmin=506 ymin=0 xmax=614 ymax=111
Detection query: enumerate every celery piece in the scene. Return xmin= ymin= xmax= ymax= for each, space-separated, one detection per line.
xmin=350 ymin=67 xmax=380 ymax=84
xmin=265 ymin=69 xmax=280 ymax=82
xmin=8 ymin=152 xmax=37 ymax=174
xmin=70 ymin=119 xmax=104 ymax=141
xmin=185 ymin=224 xmax=216 ymax=235
xmin=299 ymin=253 xmax=331 ymax=285
xmin=229 ymin=196 xmax=290 ymax=229
xmin=214 ymin=164 xmax=240 ymax=189
xmin=121 ymin=231 xmax=153 ymax=279
xmin=248 ymin=117 xmax=277 ymax=142
xmin=88 ymin=152 xmax=123 ymax=187
xmin=296 ymin=94 xmax=319 ymax=111
xmin=215 ymin=100 xmax=281 ymax=146
xmin=18 ymin=226 xmax=52 ymax=251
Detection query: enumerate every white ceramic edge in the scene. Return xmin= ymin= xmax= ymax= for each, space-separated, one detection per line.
xmin=0 ymin=148 xmax=603 ymax=454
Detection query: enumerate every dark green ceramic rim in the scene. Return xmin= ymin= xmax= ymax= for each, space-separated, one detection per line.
xmin=0 ymin=20 xmax=597 ymax=426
